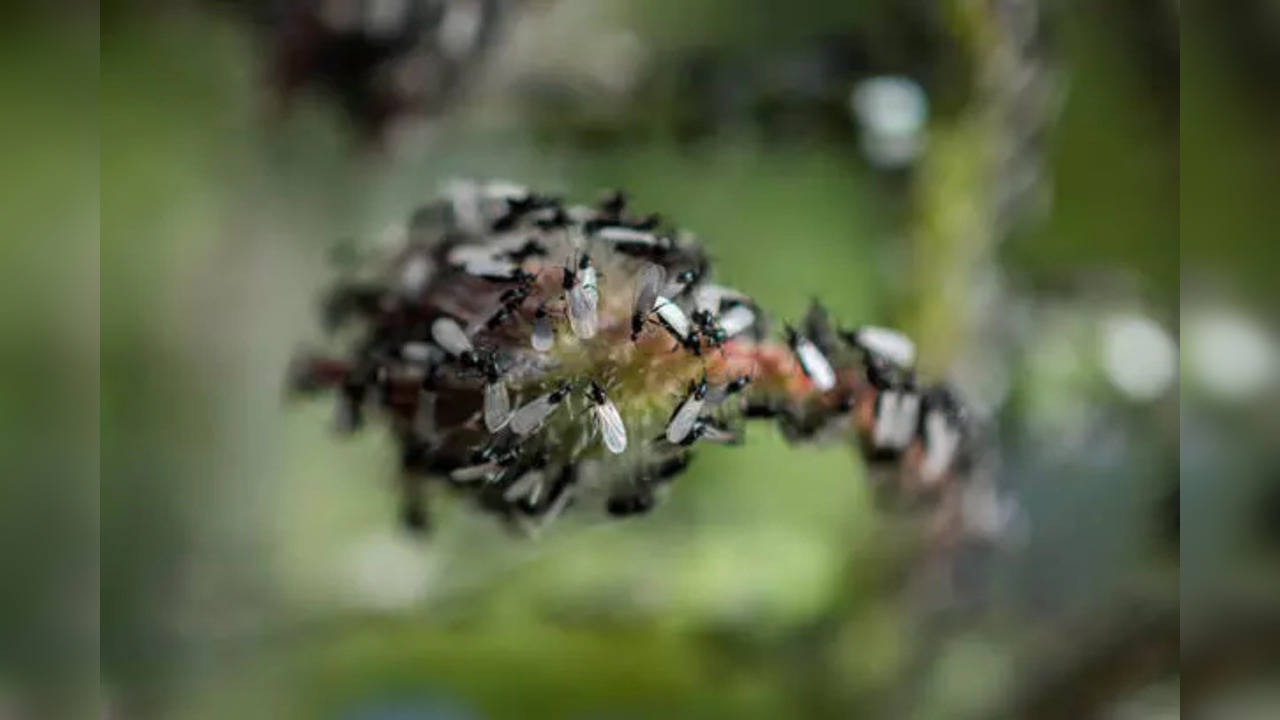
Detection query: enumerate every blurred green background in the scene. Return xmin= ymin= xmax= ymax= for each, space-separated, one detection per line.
xmin=92 ymin=1 xmax=1198 ymax=718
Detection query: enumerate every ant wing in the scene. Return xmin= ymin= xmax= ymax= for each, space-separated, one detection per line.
xmin=531 ymin=309 xmax=555 ymax=351
xmin=594 ymin=398 xmax=628 ymax=454
xmin=919 ymin=408 xmax=961 ymax=485
xmin=716 ymin=304 xmax=756 ymax=338
xmin=696 ymin=419 xmax=739 ymax=445
xmin=510 ymin=392 xmax=556 ymax=435
xmin=483 ymin=380 xmax=511 ymax=432
xmin=633 ymin=263 xmax=666 ymax=317
xmin=503 ymin=469 xmax=545 ymax=503
xmin=795 ymin=337 xmax=836 ymax=392
xmin=451 ymin=461 xmax=498 ymax=483
xmin=566 ymin=286 xmax=599 ymax=338
xmin=431 ymin=317 xmax=473 ymax=356
xmin=855 ymin=325 xmax=917 ymax=370
xmin=665 ymin=392 xmax=705 ymax=444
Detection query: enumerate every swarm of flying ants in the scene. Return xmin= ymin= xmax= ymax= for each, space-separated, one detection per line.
xmin=255 ymin=0 xmax=512 ymax=139
xmin=290 ymin=180 xmax=982 ymax=535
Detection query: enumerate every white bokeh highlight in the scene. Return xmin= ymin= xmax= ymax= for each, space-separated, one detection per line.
xmin=1100 ymin=313 xmax=1177 ymax=401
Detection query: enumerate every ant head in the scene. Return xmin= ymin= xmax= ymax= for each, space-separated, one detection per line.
xmin=485 ymin=307 xmax=510 ymax=329
xmin=681 ymin=420 xmax=709 ymax=446
xmin=529 ymin=448 xmax=552 ymax=469
xmin=784 ymin=324 xmax=800 ymax=345
xmin=600 ymin=189 xmax=627 ymax=216
xmin=684 ymin=329 xmax=703 ymax=356
xmin=578 ymin=253 xmax=592 ymax=270
xmin=587 ymin=380 xmax=607 ymax=404
xmin=481 ymin=352 xmax=501 ymax=380
xmin=837 ymin=326 xmax=860 ymax=348
xmin=902 ymin=370 xmax=919 ymax=392
xmin=491 ymin=212 xmax=518 ymax=233
xmin=694 ymin=373 xmax=709 ymax=398
xmin=550 ymin=382 xmax=572 ymax=402
xmin=924 ymin=385 xmax=963 ymax=420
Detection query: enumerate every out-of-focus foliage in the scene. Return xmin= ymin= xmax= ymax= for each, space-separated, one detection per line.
xmin=1181 ymin=2 xmax=1280 ymax=716
xmin=93 ymin=1 xmax=1197 ymax=718
xmin=0 ymin=5 xmax=99 ymax=718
